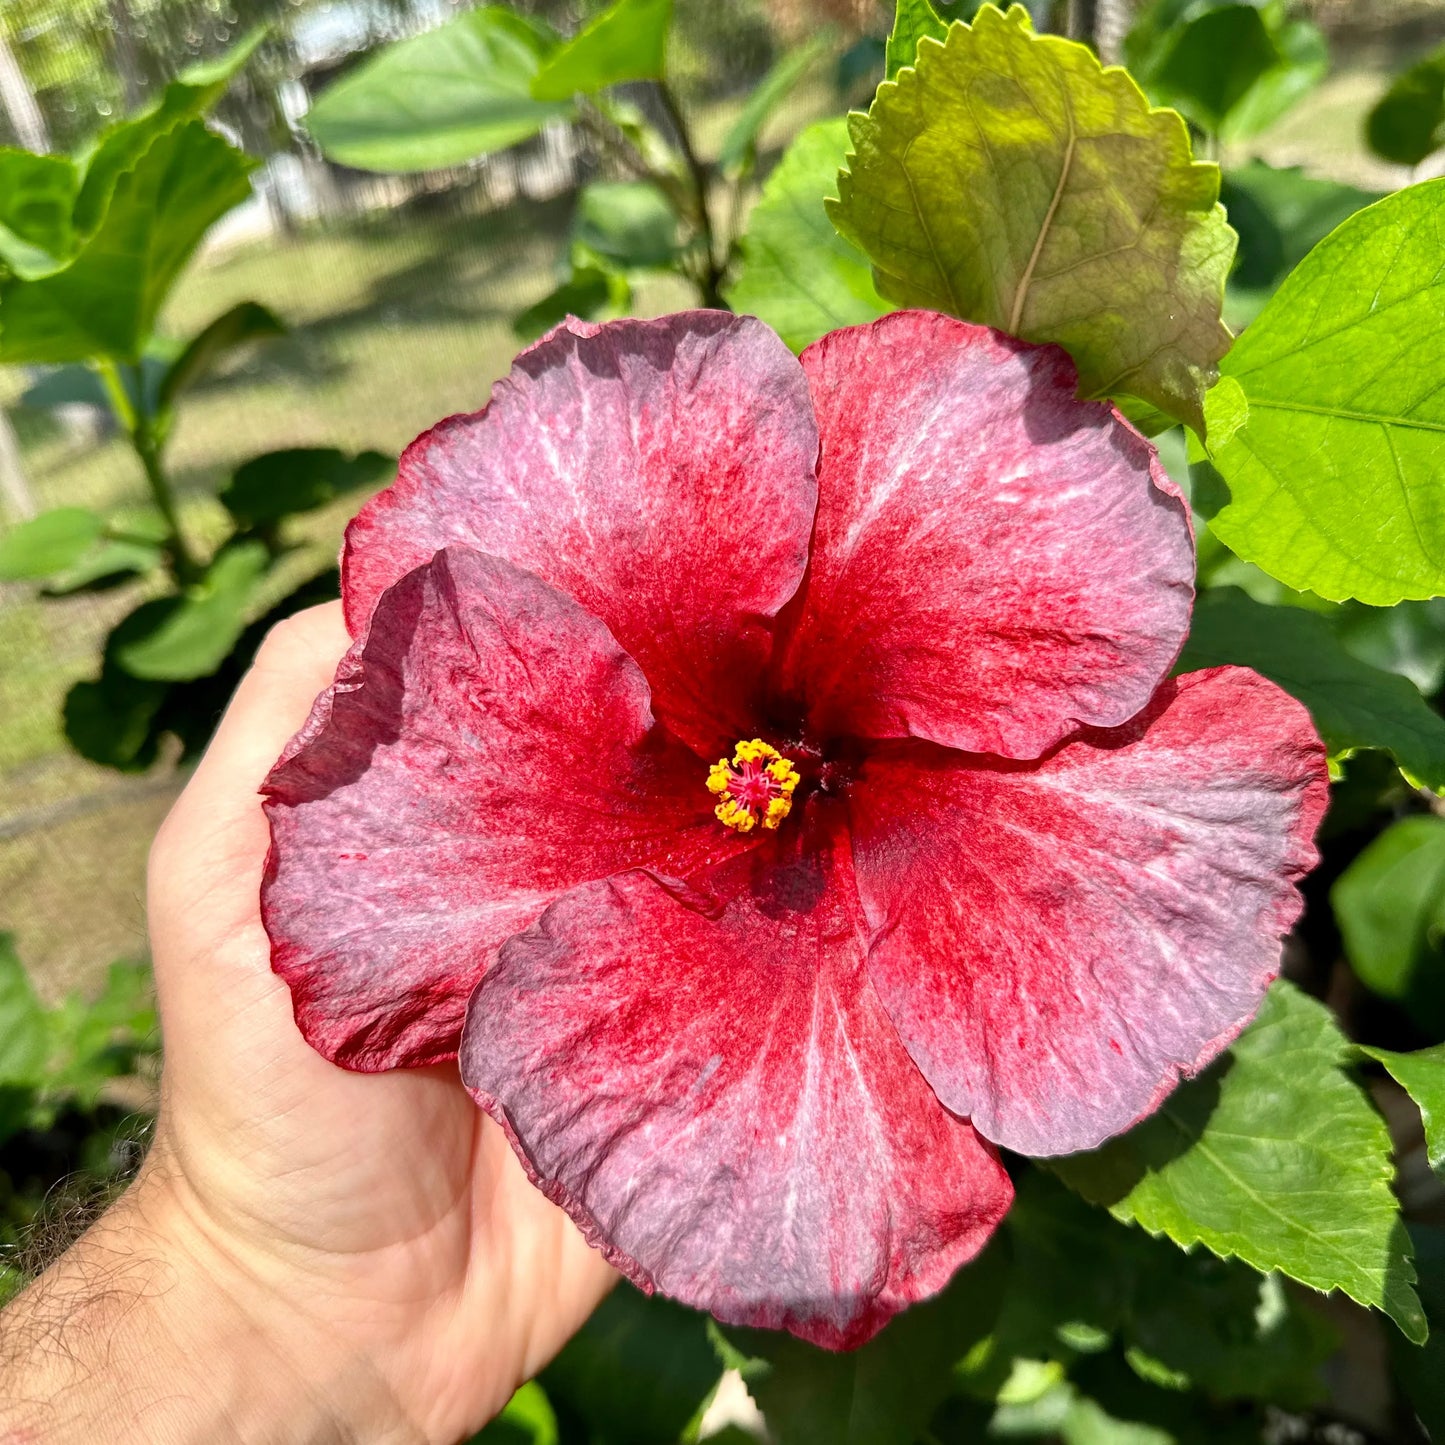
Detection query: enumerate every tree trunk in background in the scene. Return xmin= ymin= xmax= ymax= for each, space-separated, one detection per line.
xmin=1095 ymin=0 xmax=1131 ymax=63
xmin=0 ymin=34 xmax=50 ymax=522
xmin=0 ymin=411 xmax=38 ymax=522
xmin=1067 ymin=0 xmax=1131 ymax=60
xmin=1068 ymin=0 xmax=1099 ymax=43
xmin=0 ymin=32 xmax=49 ymax=152
xmin=107 ymin=0 xmax=145 ymax=114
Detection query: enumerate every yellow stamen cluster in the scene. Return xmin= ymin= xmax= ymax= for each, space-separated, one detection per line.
xmin=706 ymin=739 xmax=801 ymax=833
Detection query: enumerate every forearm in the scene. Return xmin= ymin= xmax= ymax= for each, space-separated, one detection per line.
xmin=0 ymin=1174 xmax=422 ymax=1445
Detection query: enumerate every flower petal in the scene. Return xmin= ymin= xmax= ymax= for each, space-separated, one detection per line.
xmin=848 ymin=667 xmax=1329 ymax=1156
xmin=459 ymin=804 xmax=1013 ymax=1349
xmin=775 ymin=311 xmax=1194 ymax=758
xmin=342 ymin=311 xmax=819 ymax=757
xmin=263 ymin=545 xmax=739 ymax=1071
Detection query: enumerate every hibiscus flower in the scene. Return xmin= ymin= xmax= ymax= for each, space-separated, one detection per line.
xmin=261 ymin=309 xmax=1328 ymax=1349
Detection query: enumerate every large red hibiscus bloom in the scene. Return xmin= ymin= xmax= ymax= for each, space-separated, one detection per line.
xmin=261 ymin=309 xmax=1328 ymax=1349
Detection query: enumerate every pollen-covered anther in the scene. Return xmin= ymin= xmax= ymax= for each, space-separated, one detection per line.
xmin=708 ymin=739 xmax=800 ymax=833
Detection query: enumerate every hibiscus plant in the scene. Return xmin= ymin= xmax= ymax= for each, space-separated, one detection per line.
xmin=0 ymin=33 xmax=391 ymax=770
xmin=254 ymin=1 xmax=1445 ymax=1439
xmin=7 ymin=0 xmax=1445 ymax=1440
xmin=302 ymin=0 xmax=836 ymax=326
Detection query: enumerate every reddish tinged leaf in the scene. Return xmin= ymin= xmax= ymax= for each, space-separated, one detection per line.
xmin=262 ymin=546 xmax=745 ymax=1071
xmin=459 ymin=802 xmax=1013 ymax=1350
xmin=849 ymin=667 xmax=1329 ymax=1156
xmin=777 ymin=312 xmax=1194 ymax=760
xmin=341 ymin=311 xmax=819 ymax=757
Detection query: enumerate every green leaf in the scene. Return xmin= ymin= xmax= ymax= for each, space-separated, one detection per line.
xmin=572 ymin=180 xmax=679 ymax=268
xmin=307 ymin=8 xmax=570 ymax=172
xmin=119 ymin=565 xmax=342 ymax=771
xmin=1123 ymin=0 xmax=1208 ymax=73
xmin=0 ymin=149 xmax=79 ymax=278
xmin=726 ymin=118 xmax=887 ymax=353
xmin=1367 ymin=42 xmax=1445 ymax=167
xmin=830 ymin=4 xmax=1234 ymax=432
xmin=1361 ymin=1044 xmax=1445 ymax=1175
xmin=1179 ymin=587 xmax=1445 ymax=789
xmin=0 ymin=29 xmax=256 ymax=283
xmin=1220 ymin=18 xmax=1328 ymax=143
xmin=0 ymin=507 xmax=105 ymax=580
xmin=1204 ymin=180 xmax=1445 ymax=605
xmin=1197 ymin=377 xmax=1247 ymax=450
xmin=513 ymin=264 xmax=627 ymax=342
xmin=1321 ymin=749 xmax=1420 ymax=842
xmin=1147 ymin=5 xmax=1281 ymax=137
xmin=41 ymin=538 xmax=164 ymax=595
xmin=219 ymin=448 xmax=394 ymax=528
xmin=1037 ymin=1356 xmax=1261 ymax=1445
xmin=719 ymin=37 xmax=826 ymax=174
xmin=177 ymin=568 xmax=340 ymax=756
xmin=1114 ymin=397 xmax=1177 ymax=440
xmin=66 ymin=960 xmax=154 ymax=1049
xmin=0 ymin=1089 xmax=31 ymax=1151
xmin=997 ymin=1173 xmax=1335 ymax=1409
xmin=1220 ymin=161 xmax=1380 ymax=295
xmin=0 ymin=121 xmax=256 ymax=364
xmin=172 ymin=26 xmax=268 ymax=90
xmin=886 ymin=0 xmax=948 ymax=80
xmin=1129 ymin=3 xmax=1326 ymax=147
xmin=0 ymin=934 xmax=48 ymax=1085
xmin=1334 ymin=597 xmax=1445 ymax=697
xmin=531 ymin=0 xmax=672 ymax=101
xmin=38 ymin=509 xmax=169 ymax=593
xmin=885 ymin=1 xmax=985 ymax=80
xmin=156 ymin=300 xmax=286 ymax=421
xmin=993 ymin=1380 xmax=1177 ymax=1445
xmin=112 ymin=540 xmax=272 ymax=681
xmin=1332 ymin=816 xmax=1445 ymax=1037
xmin=1051 ymin=980 xmax=1426 ymax=1345
xmin=540 ymin=1285 xmax=721 ymax=1445
xmin=1392 ymin=1225 xmax=1445 ymax=1439
xmin=46 ymin=961 xmax=157 ymax=1107
xmin=70 ymin=27 xmax=262 ymax=242
xmin=63 ymin=667 xmax=169 ymax=771
xmin=466 ymin=1381 xmax=557 ymax=1444
xmin=723 ymin=1243 xmax=1006 ymax=1445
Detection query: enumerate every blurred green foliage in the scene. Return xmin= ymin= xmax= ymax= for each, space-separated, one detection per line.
xmin=0 ymin=934 xmax=157 ymax=1304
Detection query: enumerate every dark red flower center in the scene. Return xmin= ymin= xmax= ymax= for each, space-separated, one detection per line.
xmin=707 ymin=739 xmax=801 ymax=833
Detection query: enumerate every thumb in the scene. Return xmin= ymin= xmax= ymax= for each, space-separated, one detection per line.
xmin=147 ymin=602 xmax=351 ymax=984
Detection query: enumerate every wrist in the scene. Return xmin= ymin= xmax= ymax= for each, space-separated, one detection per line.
xmin=0 ymin=1168 xmax=423 ymax=1445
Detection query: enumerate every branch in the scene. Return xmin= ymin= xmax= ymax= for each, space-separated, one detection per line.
xmin=655 ymin=81 xmax=725 ymax=308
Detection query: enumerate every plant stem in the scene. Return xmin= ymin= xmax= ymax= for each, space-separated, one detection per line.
xmin=95 ymin=358 xmax=199 ymax=585
xmin=721 ymin=162 xmax=752 ymax=275
xmin=577 ymin=98 xmax=661 ymax=183
xmin=135 ymin=429 xmax=199 ymax=585
xmin=655 ymin=80 xmax=726 ymax=308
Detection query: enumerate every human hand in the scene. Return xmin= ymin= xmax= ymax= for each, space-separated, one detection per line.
xmin=0 ymin=605 xmax=614 ymax=1445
